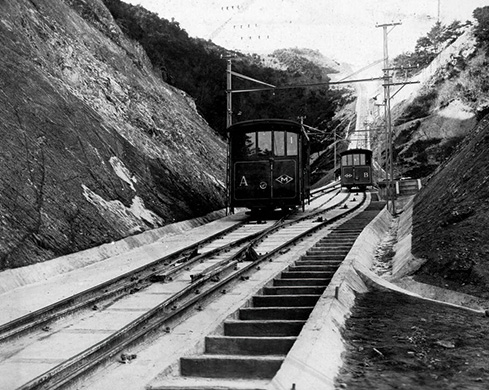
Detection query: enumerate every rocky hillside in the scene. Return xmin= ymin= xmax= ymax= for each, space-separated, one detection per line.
xmin=371 ymin=21 xmax=488 ymax=179
xmin=0 ymin=0 xmax=227 ymax=270
xmin=372 ymin=12 xmax=489 ymax=298
xmin=411 ymin=115 xmax=488 ymax=299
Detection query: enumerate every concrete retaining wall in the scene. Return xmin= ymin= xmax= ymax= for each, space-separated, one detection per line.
xmin=390 ymin=197 xmax=425 ymax=279
xmin=0 ymin=209 xmax=227 ymax=294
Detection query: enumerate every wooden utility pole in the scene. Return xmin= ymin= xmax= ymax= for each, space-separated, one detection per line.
xmin=377 ymin=22 xmax=400 ymax=214
xmin=225 ymin=59 xmax=276 ymax=128
xmin=376 ymin=22 xmax=420 ymax=214
xmin=226 ymin=59 xmax=233 ymax=128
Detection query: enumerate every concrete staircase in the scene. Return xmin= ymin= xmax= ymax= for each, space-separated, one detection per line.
xmin=397 ymin=179 xmax=421 ymax=196
xmin=174 ymin=232 xmax=359 ymax=385
xmin=150 ymin=199 xmax=387 ymax=389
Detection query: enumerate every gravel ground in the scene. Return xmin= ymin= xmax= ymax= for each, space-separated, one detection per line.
xmin=336 ymin=291 xmax=488 ymax=390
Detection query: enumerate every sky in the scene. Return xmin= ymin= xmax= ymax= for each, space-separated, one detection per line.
xmin=124 ymin=0 xmax=488 ymax=69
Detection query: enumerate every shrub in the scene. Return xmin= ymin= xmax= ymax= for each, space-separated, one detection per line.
xmin=393 ymin=20 xmax=467 ymax=77
xmin=473 ymin=6 xmax=489 ymax=51
xmin=396 ymin=89 xmax=438 ymax=124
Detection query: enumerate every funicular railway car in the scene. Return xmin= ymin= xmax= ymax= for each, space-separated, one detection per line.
xmin=340 ymin=148 xmax=373 ymax=191
xmin=227 ymin=119 xmax=310 ymax=213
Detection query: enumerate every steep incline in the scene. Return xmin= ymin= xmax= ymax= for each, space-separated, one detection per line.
xmin=411 ymin=115 xmax=488 ymax=299
xmin=0 ymin=0 xmax=226 ymax=269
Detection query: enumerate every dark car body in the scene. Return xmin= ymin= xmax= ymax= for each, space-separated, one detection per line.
xmin=227 ymin=119 xmax=310 ymax=211
xmin=340 ymin=148 xmax=373 ymax=191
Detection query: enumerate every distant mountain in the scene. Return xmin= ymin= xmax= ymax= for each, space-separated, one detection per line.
xmin=263 ymin=48 xmax=340 ymax=78
xmin=103 ymin=0 xmax=353 ymax=134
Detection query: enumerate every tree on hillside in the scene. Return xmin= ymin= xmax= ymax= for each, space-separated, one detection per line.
xmin=393 ymin=20 xmax=466 ymax=77
xmin=473 ymin=6 xmax=489 ymax=52
xmin=102 ymin=0 xmax=350 ymax=140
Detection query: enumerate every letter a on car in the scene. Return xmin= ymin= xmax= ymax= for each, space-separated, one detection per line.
xmin=239 ymin=176 xmax=248 ymax=186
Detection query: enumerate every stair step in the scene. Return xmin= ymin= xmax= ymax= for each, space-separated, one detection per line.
xmin=239 ymin=306 xmax=314 ymax=320
xmin=273 ymin=278 xmax=328 ymax=287
xmin=148 ymin=377 xmax=271 ymax=390
xmin=296 ymin=260 xmax=341 ymax=266
xmin=252 ymin=294 xmax=321 ymax=307
xmin=288 ymin=265 xmax=337 ymax=272
xmin=205 ymin=336 xmax=296 ymax=355
xmin=180 ymin=354 xmax=284 ymax=379
xmin=308 ymin=245 xmax=353 ymax=251
xmin=300 ymin=254 xmax=347 ymax=261
xmin=323 ymin=233 xmax=360 ymax=237
xmin=224 ymin=320 xmax=305 ymax=337
xmin=281 ymin=271 xmax=335 ymax=279
xmin=262 ymin=286 xmax=325 ymax=295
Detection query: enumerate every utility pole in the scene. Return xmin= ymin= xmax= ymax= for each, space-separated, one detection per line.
xmin=377 ymin=21 xmax=400 ymax=215
xmin=334 ymin=125 xmax=337 ymax=176
xmin=376 ymin=22 xmax=420 ymax=215
xmin=225 ymin=58 xmax=276 ymax=214
xmin=226 ymin=59 xmax=233 ymax=128
xmin=226 ymin=58 xmax=277 ymax=128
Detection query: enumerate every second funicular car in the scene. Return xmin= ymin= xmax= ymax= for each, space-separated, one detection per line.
xmin=340 ymin=148 xmax=373 ymax=191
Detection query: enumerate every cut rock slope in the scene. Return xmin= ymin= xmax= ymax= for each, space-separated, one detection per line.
xmin=0 ymin=0 xmax=226 ymax=269
xmin=411 ymin=115 xmax=489 ymax=299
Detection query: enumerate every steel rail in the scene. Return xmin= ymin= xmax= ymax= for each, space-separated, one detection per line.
xmin=0 ymin=220 xmax=252 ymax=342
xmin=16 ymin=191 xmax=367 ymax=390
xmin=0 ymin=184 xmax=340 ymax=342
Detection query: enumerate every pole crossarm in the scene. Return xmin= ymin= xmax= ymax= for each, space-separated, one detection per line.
xmin=391 ymin=83 xmax=413 ymax=100
xmin=376 ymin=21 xmax=402 ymax=35
xmin=230 ymin=87 xmax=275 ymax=94
xmin=229 ymin=76 xmax=385 ymax=94
xmin=375 ymin=22 xmax=402 ymax=27
xmin=383 ymin=65 xmax=420 ymax=71
xmin=302 ymin=123 xmax=325 ymax=134
xmin=229 ymin=70 xmax=276 ymax=88
xmin=383 ymin=81 xmax=420 ymax=87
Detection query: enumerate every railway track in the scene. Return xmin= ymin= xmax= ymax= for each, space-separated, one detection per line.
xmin=0 ymin=181 xmax=339 ymax=343
xmin=151 ymin=193 xmax=386 ymax=389
xmin=0 ymin=187 xmax=365 ymax=390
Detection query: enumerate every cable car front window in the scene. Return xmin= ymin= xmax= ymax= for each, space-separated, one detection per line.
xmin=243 ymin=132 xmax=256 ymax=157
xmin=286 ymin=132 xmax=298 ymax=156
xmin=257 ymin=131 xmax=272 ymax=156
xmin=274 ymin=131 xmax=285 ymax=156
xmin=353 ymin=154 xmax=360 ymax=165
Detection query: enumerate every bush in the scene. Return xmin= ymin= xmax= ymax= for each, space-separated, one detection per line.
xmin=102 ymin=0 xmax=349 ymax=136
xmin=395 ymin=89 xmax=438 ymax=125
xmin=393 ymin=20 xmax=466 ymax=77
xmin=473 ymin=6 xmax=489 ymax=51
